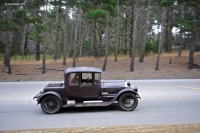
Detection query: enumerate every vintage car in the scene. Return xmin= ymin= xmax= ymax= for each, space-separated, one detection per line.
xmin=34 ymin=67 xmax=140 ymax=114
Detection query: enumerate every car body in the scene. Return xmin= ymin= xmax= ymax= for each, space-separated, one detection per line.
xmin=34 ymin=67 xmax=140 ymax=114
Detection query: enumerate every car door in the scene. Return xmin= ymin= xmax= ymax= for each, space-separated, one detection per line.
xmin=80 ymin=73 xmax=101 ymax=100
xmin=66 ymin=73 xmax=82 ymax=100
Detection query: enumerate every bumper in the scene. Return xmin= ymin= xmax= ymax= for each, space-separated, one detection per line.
xmin=133 ymin=87 xmax=141 ymax=100
xmin=133 ymin=87 xmax=138 ymax=92
xmin=33 ymin=91 xmax=43 ymax=100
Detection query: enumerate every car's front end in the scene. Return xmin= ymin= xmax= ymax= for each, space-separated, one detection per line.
xmin=100 ymin=81 xmax=140 ymax=101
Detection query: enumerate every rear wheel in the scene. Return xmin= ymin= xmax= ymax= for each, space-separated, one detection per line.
xmin=41 ymin=95 xmax=61 ymax=114
xmin=118 ymin=93 xmax=138 ymax=111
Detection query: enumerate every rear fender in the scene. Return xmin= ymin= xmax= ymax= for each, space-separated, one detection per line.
xmin=37 ymin=91 xmax=63 ymax=105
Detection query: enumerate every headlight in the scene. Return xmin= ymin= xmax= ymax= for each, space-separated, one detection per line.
xmin=127 ymin=82 xmax=131 ymax=87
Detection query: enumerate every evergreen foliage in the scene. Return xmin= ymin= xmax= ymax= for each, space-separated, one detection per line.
xmin=0 ymin=0 xmax=199 ymax=72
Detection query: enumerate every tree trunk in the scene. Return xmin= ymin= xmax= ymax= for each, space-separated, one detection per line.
xmin=53 ymin=6 xmax=60 ymax=60
xmin=33 ymin=7 xmax=41 ymax=61
xmin=139 ymin=10 xmax=143 ymax=58
xmin=4 ymin=8 xmax=14 ymax=74
xmin=167 ymin=6 xmax=173 ymax=53
xmin=63 ymin=5 xmax=68 ymax=66
xmin=90 ymin=23 xmax=94 ymax=57
xmin=79 ymin=14 xmax=83 ymax=57
xmin=164 ymin=7 xmax=169 ymax=52
xmin=188 ymin=49 xmax=195 ymax=70
xmin=96 ymin=27 xmax=103 ymax=58
xmin=93 ymin=20 xmax=98 ymax=57
xmin=119 ymin=26 xmax=122 ymax=55
xmin=21 ymin=24 xmax=27 ymax=61
xmin=168 ymin=25 xmax=173 ymax=53
xmin=97 ymin=30 xmax=103 ymax=58
xmin=123 ymin=14 xmax=128 ymax=55
xmin=68 ymin=21 xmax=74 ymax=57
xmin=35 ymin=39 xmax=40 ymax=61
xmin=57 ymin=30 xmax=62 ymax=59
xmin=163 ymin=5 xmax=173 ymax=53
xmin=130 ymin=0 xmax=139 ymax=72
xmin=5 ymin=31 xmax=13 ymax=74
xmin=188 ymin=31 xmax=197 ymax=70
xmin=42 ymin=0 xmax=48 ymax=74
xmin=114 ymin=0 xmax=120 ymax=62
xmin=178 ymin=2 xmax=185 ymax=57
xmin=178 ymin=45 xmax=183 ymax=57
xmin=72 ymin=13 xmax=79 ymax=67
xmin=129 ymin=1 xmax=134 ymax=58
xmin=139 ymin=0 xmax=151 ymax=63
xmin=21 ymin=5 xmax=28 ymax=61
xmin=102 ymin=12 xmax=110 ymax=71
xmin=155 ymin=7 xmax=167 ymax=71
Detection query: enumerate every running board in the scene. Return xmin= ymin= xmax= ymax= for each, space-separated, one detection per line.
xmin=62 ymin=100 xmax=113 ymax=108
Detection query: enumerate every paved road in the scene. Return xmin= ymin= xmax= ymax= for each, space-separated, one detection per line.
xmin=0 ymin=79 xmax=200 ymax=131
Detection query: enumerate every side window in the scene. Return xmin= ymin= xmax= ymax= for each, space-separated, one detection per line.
xmin=95 ymin=73 xmax=101 ymax=83
xmin=67 ymin=73 xmax=79 ymax=85
xmin=81 ymin=73 xmax=92 ymax=84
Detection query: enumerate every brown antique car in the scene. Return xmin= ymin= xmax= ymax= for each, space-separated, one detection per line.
xmin=34 ymin=67 xmax=140 ymax=114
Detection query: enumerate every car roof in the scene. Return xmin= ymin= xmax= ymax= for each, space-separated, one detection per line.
xmin=64 ymin=67 xmax=103 ymax=74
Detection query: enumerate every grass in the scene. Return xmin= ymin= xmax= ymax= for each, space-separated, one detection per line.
xmin=0 ymin=54 xmax=131 ymax=65
xmin=0 ymin=51 xmax=141 ymax=62
xmin=0 ymin=54 xmax=3 ymax=61
xmin=0 ymin=50 xmax=191 ymax=62
xmin=11 ymin=54 xmax=54 ymax=61
xmin=0 ymin=54 xmax=56 ymax=62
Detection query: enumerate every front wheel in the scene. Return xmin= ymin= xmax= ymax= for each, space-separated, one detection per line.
xmin=118 ymin=93 xmax=138 ymax=111
xmin=41 ymin=95 xmax=61 ymax=114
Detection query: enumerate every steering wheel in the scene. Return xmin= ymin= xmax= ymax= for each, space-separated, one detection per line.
xmin=86 ymin=77 xmax=90 ymax=82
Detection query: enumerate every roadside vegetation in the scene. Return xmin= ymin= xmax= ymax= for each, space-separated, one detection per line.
xmin=0 ymin=0 xmax=200 ymax=75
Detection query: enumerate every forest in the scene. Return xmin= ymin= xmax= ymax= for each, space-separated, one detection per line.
xmin=0 ymin=0 xmax=200 ymax=74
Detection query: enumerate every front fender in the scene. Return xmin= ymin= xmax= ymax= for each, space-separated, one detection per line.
xmin=104 ymin=87 xmax=140 ymax=106
xmin=115 ymin=87 xmax=141 ymax=101
xmin=36 ymin=91 xmax=63 ymax=105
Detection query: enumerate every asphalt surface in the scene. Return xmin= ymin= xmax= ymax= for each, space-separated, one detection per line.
xmin=0 ymin=79 xmax=200 ymax=131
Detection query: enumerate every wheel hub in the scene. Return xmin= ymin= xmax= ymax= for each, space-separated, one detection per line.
xmin=123 ymin=97 xmax=134 ymax=108
xmin=126 ymin=100 xmax=130 ymax=104
xmin=49 ymin=102 xmax=54 ymax=106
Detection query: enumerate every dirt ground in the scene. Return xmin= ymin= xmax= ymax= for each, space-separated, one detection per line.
xmin=0 ymin=51 xmax=200 ymax=81
xmin=2 ymin=124 xmax=200 ymax=133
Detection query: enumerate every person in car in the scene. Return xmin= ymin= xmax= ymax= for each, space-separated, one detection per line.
xmin=67 ymin=74 xmax=72 ymax=83
xmin=72 ymin=73 xmax=79 ymax=84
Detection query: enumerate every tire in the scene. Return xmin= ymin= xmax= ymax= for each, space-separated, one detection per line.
xmin=41 ymin=95 xmax=61 ymax=114
xmin=118 ymin=93 xmax=138 ymax=111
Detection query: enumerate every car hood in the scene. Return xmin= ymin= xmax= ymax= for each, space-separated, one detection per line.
xmin=101 ymin=81 xmax=129 ymax=94
xmin=101 ymin=81 xmax=128 ymax=88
